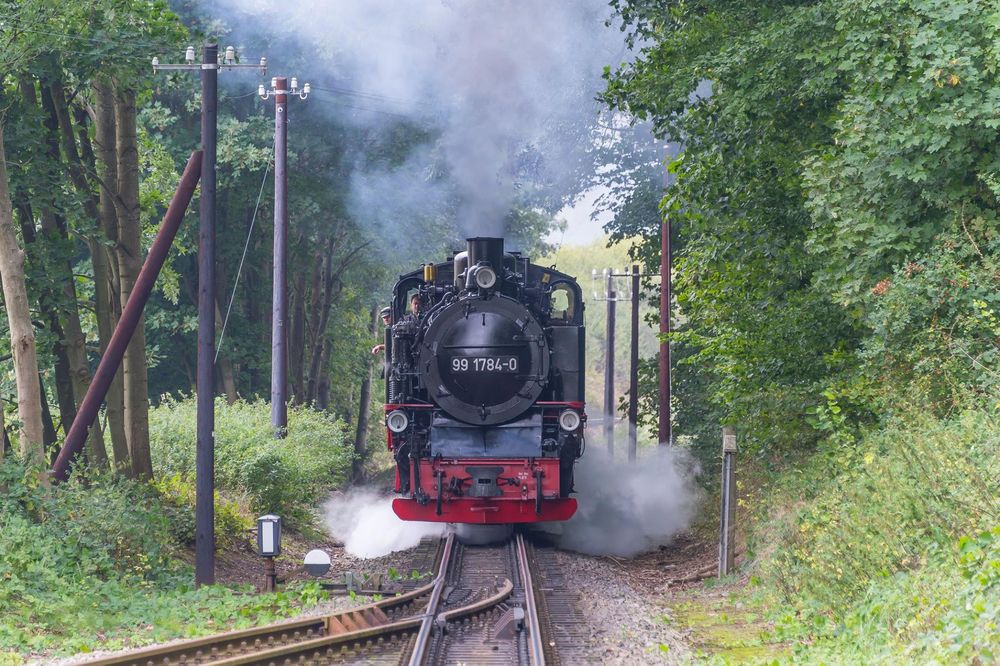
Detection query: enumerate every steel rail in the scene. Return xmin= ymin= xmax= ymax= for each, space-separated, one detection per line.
xmin=407 ymin=532 xmax=457 ymax=665
xmin=82 ymin=533 xmax=550 ymax=666
xmin=211 ymin=575 xmax=513 ymax=666
xmin=82 ymin=539 xmax=451 ymax=666
xmin=516 ymin=533 xmax=547 ymax=666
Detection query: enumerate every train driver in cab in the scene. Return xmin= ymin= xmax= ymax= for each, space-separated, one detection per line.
xmin=370 ymin=306 xmax=391 ymax=355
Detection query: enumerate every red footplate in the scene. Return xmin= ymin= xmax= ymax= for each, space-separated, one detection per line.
xmin=391 ymin=457 xmax=577 ymax=524
xmin=392 ymin=497 xmax=577 ymax=524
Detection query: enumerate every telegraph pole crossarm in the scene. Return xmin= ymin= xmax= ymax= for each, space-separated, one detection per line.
xmin=152 ymin=45 xmax=267 ymax=74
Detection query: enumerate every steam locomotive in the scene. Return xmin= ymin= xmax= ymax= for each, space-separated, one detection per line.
xmin=385 ymin=237 xmax=585 ymax=524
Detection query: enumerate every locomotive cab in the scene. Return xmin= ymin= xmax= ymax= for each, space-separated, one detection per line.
xmin=384 ymin=237 xmax=585 ymax=524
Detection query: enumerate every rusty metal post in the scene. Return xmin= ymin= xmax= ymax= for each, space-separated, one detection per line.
xmin=51 ymin=151 xmax=203 ymax=482
xmin=196 ymin=43 xmax=219 ymax=587
xmin=264 ymin=556 xmax=276 ymax=592
xmin=659 ymin=214 xmax=671 ymax=446
xmin=628 ymin=265 xmax=639 ymax=463
xmin=271 ymin=77 xmax=289 ymax=436
xmin=603 ymin=270 xmax=616 ymax=455
xmin=719 ymin=426 xmax=737 ymax=576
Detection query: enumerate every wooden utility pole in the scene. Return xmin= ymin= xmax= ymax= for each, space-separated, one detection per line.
xmin=196 ymin=43 xmax=219 ymax=586
xmin=659 ymin=215 xmax=672 ymax=444
xmin=259 ymin=77 xmax=309 ymax=437
xmin=153 ymin=43 xmax=267 ymax=586
xmin=591 ymin=268 xmax=624 ymax=456
xmin=603 ymin=270 xmax=616 ymax=455
xmin=628 ymin=264 xmax=640 ymax=463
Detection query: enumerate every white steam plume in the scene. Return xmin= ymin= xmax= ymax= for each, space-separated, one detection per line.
xmin=548 ymin=446 xmax=701 ymax=557
xmin=210 ymin=0 xmax=630 ymax=241
xmin=323 ymin=489 xmax=445 ymax=559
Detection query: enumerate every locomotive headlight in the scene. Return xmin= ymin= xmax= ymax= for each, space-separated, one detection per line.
xmin=473 ymin=265 xmax=497 ymax=290
xmin=559 ymin=409 xmax=581 ymax=432
xmin=386 ymin=409 xmax=409 ymax=433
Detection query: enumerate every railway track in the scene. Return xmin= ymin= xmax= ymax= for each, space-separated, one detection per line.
xmin=85 ymin=531 xmax=558 ymax=665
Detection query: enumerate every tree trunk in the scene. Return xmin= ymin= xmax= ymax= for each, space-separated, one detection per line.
xmin=92 ymin=79 xmax=130 ymax=473
xmin=40 ymin=376 xmax=57 ymax=455
xmin=0 ymin=122 xmax=45 ymax=466
xmin=246 ymin=262 xmax=261 ymax=395
xmin=1 ymin=397 xmax=6 ymax=459
xmin=304 ymin=248 xmax=323 ymax=389
xmin=315 ymin=340 xmax=332 ymax=411
xmin=46 ymin=78 xmax=108 ymax=468
xmin=289 ymin=265 xmax=308 ymax=403
xmin=306 ymin=241 xmax=337 ymax=403
xmin=352 ymin=307 xmax=377 ymax=482
xmin=113 ymin=87 xmax=152 ymax=481
xmin=16 ymin=77 xmax=77 ymax=452
xmin=215 ymin=298 xmax=239 ymax=404
xmin=43 ymin=302 xmax=76 ymax=435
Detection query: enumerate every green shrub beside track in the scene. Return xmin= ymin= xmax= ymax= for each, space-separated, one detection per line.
xmin=744 ymin=411 xmax=1000 ymax=663
xmin=149 ymin=397 xmax=354 ymax=526
xmin=0 ymin=399 xmax=352 ymax=659
xmin=0 ymin=459 xmax=330 ymax=657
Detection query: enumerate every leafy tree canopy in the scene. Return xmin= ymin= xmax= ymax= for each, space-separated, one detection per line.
xmin=603 ymin=0 xmax=1000 ymax=449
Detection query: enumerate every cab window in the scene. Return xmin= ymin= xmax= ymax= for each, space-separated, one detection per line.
xmin=550 ymin=283 xmax=575 ymax=322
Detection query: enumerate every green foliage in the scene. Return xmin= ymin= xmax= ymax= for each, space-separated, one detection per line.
xmin=604 ymin=0 xmax=863 ymax=452
xmin=0 ymin=457 xmax=178 ymax=651
xmin=861 ymin=229 xmax=1000 ymax=412
xmin=0 ymin=457 xmax=332 ymax=656
xmin=603 ymin=0 xmax=1000 ymax=459
xmin=802 ymin=526 xmax=1000 ymax=663
xmin=751 ymin=411 xmax=999 ymax=661
xmin=802 ymin=0 xmax=1000 ymax=303
xmin=152 ymin=474 xmax=251 ymax=548
xmin=148 ymin=397 xmax=354 ymax=524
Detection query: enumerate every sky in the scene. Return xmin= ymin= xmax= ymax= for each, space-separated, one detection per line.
xmin=549 ymin=185 xmax=615 ymax=247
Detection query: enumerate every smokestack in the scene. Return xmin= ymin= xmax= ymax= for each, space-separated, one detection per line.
xmin=466 ymin=236 xmax=505 ymax=271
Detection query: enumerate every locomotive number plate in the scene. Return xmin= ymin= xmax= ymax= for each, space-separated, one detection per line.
xmin=450 ymin=356 xmax=519 ymax=373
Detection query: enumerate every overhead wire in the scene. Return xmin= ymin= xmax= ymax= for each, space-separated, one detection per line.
xmin=216 ymin=144 xmax=273 ymax=362
xmin=311 ymin=84 xmax=431 ymax=109
xmin=5 ymin=18 xmax=428 ymax=116
xmin=309 ymin=87 xmax=416 ymax=119
xmin=2 ymin=16 xmax=181 ymax=52
xmin=223 ymin=90 xmax=261 ymax=100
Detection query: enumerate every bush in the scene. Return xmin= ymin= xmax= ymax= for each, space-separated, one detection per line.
xmin=751 ymin=410 xmax=999 ymax=661
xmin=764 ymin=411 xmax=996 ymax=606
xmin=152 ymin=474 xmax=252 ymax=548
xmin=862 ymin=230 xmax=1000 ymax=412
xmin=149 ymin=398 xmax=354 ymax=525
xmin=0 ymin=458 xmax=333 ymax=656
xmin=0 ymin=460 xmax=181 ymax=651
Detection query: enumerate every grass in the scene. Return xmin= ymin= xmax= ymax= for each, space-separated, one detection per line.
xmin=692 ymin=408 xmax=1000 ymax=663
xmin=0 ymin=399 xmax=357 ymax=660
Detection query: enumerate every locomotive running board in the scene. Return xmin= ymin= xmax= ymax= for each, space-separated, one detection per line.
xmin=392 ymin=497 xmax=577 ymax=524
